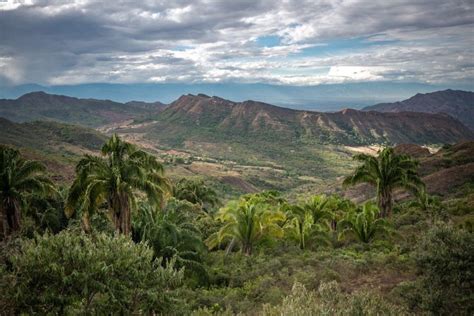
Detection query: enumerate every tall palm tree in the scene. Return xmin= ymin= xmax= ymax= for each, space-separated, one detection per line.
xmin=343 ymin=147 xmax=424 ymax=217
xmin=66 ymin=134 xmax=170 ymax=235
xmin=337 ymin=201 xmax=392 ymax=243
xmin=206 ymin=195 xmax=285 ymax=255
xmin=0 ymin=146 xmax=53 ymax=238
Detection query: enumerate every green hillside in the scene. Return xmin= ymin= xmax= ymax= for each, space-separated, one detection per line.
xmin=0 ymin=91 xmax=164 ymax=127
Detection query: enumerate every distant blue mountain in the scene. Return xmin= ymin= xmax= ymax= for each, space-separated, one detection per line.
xmin=0 ymin=82 xmax=472 ymax=111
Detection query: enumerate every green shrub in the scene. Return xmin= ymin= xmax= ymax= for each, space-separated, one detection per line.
xmin=262 ymin=281 xmax=407 ymax=315
xmin=0 ymin=231 xmax=184 ymax=314
xmin=406 ymin=224 xmax=474 ymax=314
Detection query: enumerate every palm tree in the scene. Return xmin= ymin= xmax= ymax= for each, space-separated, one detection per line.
xmin=0 ymin=146 xmax=53 ymax=238
xmin=206 ymin=195 xmax=285 ymax=255
xmin=173 ymin=178 xmax=219 ymax=212
xmin=337 ymin=201 xmax=392 ymax=243
xmin=283 ymin=204 xmax=310 ymax=250
xmin=26 ymin=186 xmax=69 ymax=234
xmin=303 ymin=195 xmax=332 ymax=224
xmin=132 ymin=202 xmax=208 ymax=284
xmin=409 ymin=187 xmax=443 ymax=223
xmin=66 ymin=134 xmax=171 ymax=235
xmin=343 ymin=147 xmax=424 ymax=217
xmin=283 ymin=196 xmax=332 ymax=250
xmin=325 ymin=195 xmax=354 ymax=232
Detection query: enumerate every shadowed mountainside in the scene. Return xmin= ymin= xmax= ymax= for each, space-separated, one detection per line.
xmin=363 ymin=89 xmax=474 ymax=130
xmin=0 ymin=91 xmax=166 ymax=127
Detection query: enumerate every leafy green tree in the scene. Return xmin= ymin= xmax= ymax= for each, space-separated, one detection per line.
xmin=206 ymin=193 xmax=285 ymax=255
xmin=0 ymin=231 xmax=184 ymax=315
xmin=66 ymin=134 xmax=171 ymax=235
xmin=173 ymin=178 xmax=219 ymax=213
xmin=0 ymin=146 xmax=53 ymax=238
xmin=337 ymin=201 xmax=392 ymax=243
xmin=343 ymin=147 xmax=424 ymax=217
xmin=132 ymin=202 xmax=208 ymax=284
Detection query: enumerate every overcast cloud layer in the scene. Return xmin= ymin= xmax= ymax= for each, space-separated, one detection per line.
xmin=0 ymin=0 xmax=473 ymax=87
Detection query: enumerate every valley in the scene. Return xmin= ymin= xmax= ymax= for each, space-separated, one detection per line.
xmin=2 ymin=2 xmax=473 ymax=314
xmin=1 ymin=90 xmax=472 ymax=200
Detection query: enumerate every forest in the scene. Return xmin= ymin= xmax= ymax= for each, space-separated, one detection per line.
xmin=0 ymin=135 xmax=472 ymax=315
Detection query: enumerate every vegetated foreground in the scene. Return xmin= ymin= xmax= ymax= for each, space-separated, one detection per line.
xmin=0 ymin=91 xmax=473 ymax=314
xmin=1 ymin=132 xmax=473 ymax=315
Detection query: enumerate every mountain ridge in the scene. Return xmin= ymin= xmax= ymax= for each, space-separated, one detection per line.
xmin=0 ymin=91 xmax=166 ymax=127
xmin=363 ymin=89 xmax=474 ymax=130
xmin=1 ymin=91 xmax=473 ymax=146
xmin=148 ymin=93 xmax=473 ymax=146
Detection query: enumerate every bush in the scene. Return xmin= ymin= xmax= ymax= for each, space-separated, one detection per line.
xmin=262 ymin=281 xmax=407 ymax=315
xmin=409 ymin=224 xmax=474 ymax=314
xmin=0 ymin=231 xmax=184 ymax=314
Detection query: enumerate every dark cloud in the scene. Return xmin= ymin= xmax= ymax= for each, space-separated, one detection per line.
xmin=0 ymin=0 xmax=472 ymax=85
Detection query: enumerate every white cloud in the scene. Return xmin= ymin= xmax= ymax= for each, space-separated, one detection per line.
xmin=0 ymin=0 xmax=472 ymax=86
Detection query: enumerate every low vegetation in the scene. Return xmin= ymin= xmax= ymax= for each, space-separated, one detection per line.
xmin=1 ymin=135 xmax=472 ymax=314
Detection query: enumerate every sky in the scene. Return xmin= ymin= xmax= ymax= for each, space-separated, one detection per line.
xmin=0 ymin=0 xmax=473 ymax=93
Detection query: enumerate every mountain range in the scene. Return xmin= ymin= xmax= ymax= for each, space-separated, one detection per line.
xmin=1 ymin=90 xmax=472 ymax=146
xmin=1 ymin=82 xmax=471 ymax=111
xmin=124 ymin=93 xmax=473 ymax=147
xmin=0 ymin=89 xmax=473 ymax=194
xmin=363 ymin=89 xmax=474 ymax=130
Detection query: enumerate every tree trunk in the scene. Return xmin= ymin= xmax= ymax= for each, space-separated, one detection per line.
xmin=242 ymin=243 xmax=252 ymax=256
xmin=378 ymin=189 xmax=393 ymax=218
xmin=111 ymin=193 xmax=131 ymax=235
xmin=118 ymin=194 xmax=131 ymax=235
xmin=225 ymin=238 xmax=236 ymax=255
xmin=2 ymin=198 xmax=21 ymax=237
xmin=81 ymin=212 xmax=91 ymax=233
xmin=299 ymin=223 xmax=305 ymax=250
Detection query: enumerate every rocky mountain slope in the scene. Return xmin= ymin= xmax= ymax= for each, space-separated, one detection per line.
xmin=136 ymin=93 xmax=473 ymax=146
xmin=0 ymin=91 xmax=165 ymax=127
xmin=363 ymin=89 xmax=474 ymax=130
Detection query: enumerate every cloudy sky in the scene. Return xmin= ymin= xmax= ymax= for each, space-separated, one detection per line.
xmin=0 ymin=0 xmax=473 ymax=88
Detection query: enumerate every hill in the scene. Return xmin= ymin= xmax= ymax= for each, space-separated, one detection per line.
xmin=126 ymin=93 xmax=473 ymax=146
xmin=343 ymin=141 xmax=474 ymax=202
xmin=0 ymin=91 xmax=165 ymax=127
xmin=363 ymin=89 xmax=474 ymax=130
xmin=0 ymin=117 xmax=107 ymax=182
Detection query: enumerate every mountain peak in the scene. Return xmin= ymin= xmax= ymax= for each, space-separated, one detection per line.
xmin=18 ymin=91 xmax=52 ymax=100
xmin=363 ymin=89 xmax=474 ymax=130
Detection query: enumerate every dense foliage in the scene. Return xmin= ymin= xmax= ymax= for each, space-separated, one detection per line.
xmin=0 ymin=231 xmax=183 ymax=314
xmin=1 ymin=138 xmax=472 ymax=315
xmin=399 ymin=225 xmax=474 ymax=314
